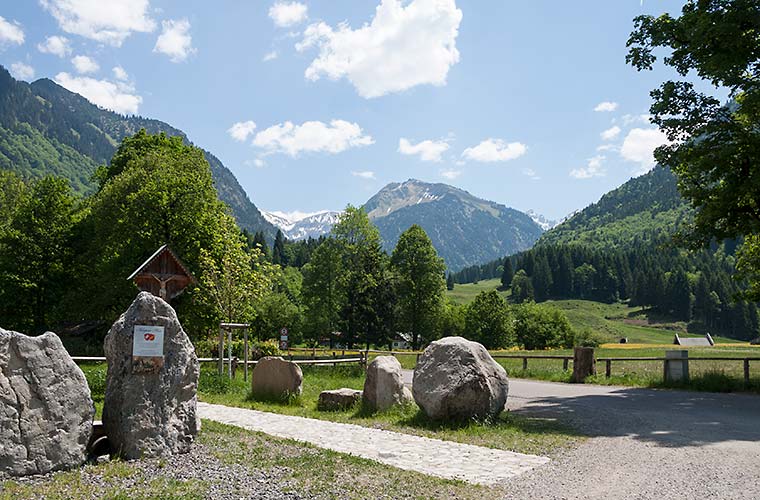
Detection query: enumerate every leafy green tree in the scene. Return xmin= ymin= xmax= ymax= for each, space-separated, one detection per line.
xmin=627 ymin=0 xmax=760 ymax=296
xmin=439 ymin=301 xmax=465 ymax=339
xmin=391 ymin=225 xmax=446 ymax=350
xmin=0 ymin=176 xmax=77 ymax=332
xmin=510 ymin=270 xmax=534 ymax=304
xmin=253 ymin=292 xmax=304 ymax=344
xmin=302 ymin=238 xmax=346 ymax=346
xmin=77 ymin=130 xmax=241 ymax=327
xmin=500 ymin=258 xmax=514 ymax=290
xmin=464 ymin=290 xmax=513 ymax=349
xmin=0 ymin=170 xmax=26 ymax=234
xmin=512 ymin=302 xmax=575 ymax=350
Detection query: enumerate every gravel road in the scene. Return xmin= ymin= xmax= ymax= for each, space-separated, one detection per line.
xmin=408 ymin=371 xmax=760 ymax=500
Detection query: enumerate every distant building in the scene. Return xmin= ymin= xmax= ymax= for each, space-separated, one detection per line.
xmin=673 ymin=333 xmax=714 ymax=347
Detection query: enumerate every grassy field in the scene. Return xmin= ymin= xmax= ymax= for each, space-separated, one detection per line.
xmin=446 ymin=279 xmax=745 ymax=345
xmin=198 ymin=364 xmax=581 ymax=457
xmin=0 ymin=420 xmax=509 ymax=500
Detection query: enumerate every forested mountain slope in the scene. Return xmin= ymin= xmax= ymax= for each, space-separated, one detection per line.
xmin=0 ymin=65 xmax=276 ymax=240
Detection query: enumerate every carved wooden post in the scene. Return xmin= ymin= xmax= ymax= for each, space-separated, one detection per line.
xmin=571 ymin=347 xmax=596 ymax=383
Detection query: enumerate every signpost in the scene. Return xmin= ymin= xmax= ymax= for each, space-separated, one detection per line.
xmin=132 ymin=325 xmax=165 ymax=373
xmin=280 ymin=327 xmax=288 ymax=351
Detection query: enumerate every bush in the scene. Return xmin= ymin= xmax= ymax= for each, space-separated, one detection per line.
xmin=198 ymin=371 xmax=234 ymax=394
xmin=572 ymin=328 xmax=603 ymax=348
xmin=512 ymin=302 xmax=575 ymax=350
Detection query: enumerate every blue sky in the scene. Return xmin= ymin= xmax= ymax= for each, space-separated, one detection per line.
xmin=0 ymin=1 xmax=707 ymax=220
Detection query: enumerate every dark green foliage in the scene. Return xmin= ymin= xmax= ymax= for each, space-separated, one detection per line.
xmin=510 ymin=270 xmax=534 ymax=304
xmin=446 ymin=273 xmax=455 ymax=291
xmin=0 ymin=65 xmax=275 ymax=239
xmin=272 ymin=230 xmax=286 ymax=266
xmin=512 ymin=302 xmax=575 ymax=350
xmin=464 ymin=290 xmax=513 ymax=349
xmin=500 ymin=258 xmax=514 ymax=290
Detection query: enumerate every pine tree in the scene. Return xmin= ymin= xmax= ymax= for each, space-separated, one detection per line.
xmin=500 ymin=258 xmax=514 ymax=290
xmin=446 ymin=273 xmax=455 ymax=291
xmin=272 ymin=229 xmax=286 ymax=266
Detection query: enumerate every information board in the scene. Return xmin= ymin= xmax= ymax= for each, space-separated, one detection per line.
xmin=133 ymin=325 xmax=165 ymax=357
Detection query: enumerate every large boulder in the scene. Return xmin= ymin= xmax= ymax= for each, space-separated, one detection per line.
xmin=413 ymin=337 xmax=508 ymax=420
xmin=318 ymin=388 xmax=362 ymax=411
xmin=0 ymin=328 xmax=94 ymax=476
xmin=363 ymin=356 xmax=412 ymax=412
xmin=103 ymin=292 xmax=200 ymax=460
xmin=251 ymin=357 xmax=303 ymax=399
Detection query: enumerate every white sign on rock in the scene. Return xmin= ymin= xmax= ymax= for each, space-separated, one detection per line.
xmin=133 ymin=325 xmax=165 ymax=357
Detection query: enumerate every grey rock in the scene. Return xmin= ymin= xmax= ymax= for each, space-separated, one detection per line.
xmin=251 ymin=357 xmax=303 ymax=399
xmin=412 ymin=336 xmax=508 ymax=420
xmin=0 ymin=328 xmax=94 ymax=476
xmin=103 ymin=292 xmax=200 ymax=459
xmin=318 ymin=388 xmax=362 ymax=411
xmin=363 ymin=356 xmax=412 ymax=412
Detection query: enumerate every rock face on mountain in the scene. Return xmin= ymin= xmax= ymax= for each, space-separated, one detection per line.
xmin=0 ymin=65 xmax=276 ymax=241
xmin=364 ymin=179 xmax=544 ymax=271
xmin=262 ymin=210 xmax=342 ymax=240
xmin=103 ymin=292 xmax=200 ymax=459
xmin=0 ymin=328 xmax=94 ymax=476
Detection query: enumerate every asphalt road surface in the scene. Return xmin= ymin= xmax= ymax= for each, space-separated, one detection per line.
xmin=402 ymin=370 xmax=760 ymax=500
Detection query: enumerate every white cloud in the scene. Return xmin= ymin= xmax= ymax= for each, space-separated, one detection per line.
xmin=440 ymin=169 xmax=461 ymax=180
xmin=72 ymin=55 xmax=99 ymax=74
xmin=254 ymin=158 xmax=265 ymax=168
xmin=620 ymin=127 xmax=669 ymax=174
xmin=352 ymin=170 xmax=375 ymax=179
xmin=522 ymin=168 xmax=540 ymax=180
xmin=594 ymin=101 xmax=618 ymax=112
xmin=40 ymin=0 xmax=155 ymax=46
xmin=600 ymin=125 xmax=621 ymax=141
xmin=0 ymin=16 xmax=24 ymax=47
xmin=263 ymin=50 xmax=278 ymax=62
xmin=398 ymin=137 xmax=449 ymax=162
xmin=10 ymin=62 xmax=35 ymax=81
xmin=596 ymin=144 xmax=618 ymax=152
xmin=296 ymin=0 xmax=462 ymax=98
xmin=269 ymin=2 xmax=308 ymax=28
xmin=227 ymin=121 xmax=257 ymax=142
xmin=621 ymin=113 xmax=652 ymax=125
xmin=37 ymin=35 xmax=71 ymax=57
xmin=570 ymin=155 xmax=606 ymax=179
xmin=462 ymin=139 xmax=527 ymax=163
xmin=253 ymin=119 xmax=374 ymax=157
xmin=54 ymin=72 xmax=142 ymax=114
xmin=153 ymin=19 xmax=195 ymax=63
xmin=112 ymin=66 xmax=128 ymax=81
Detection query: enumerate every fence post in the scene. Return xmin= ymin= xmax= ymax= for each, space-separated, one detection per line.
xmin=571 ymin=347 xmax=596 ymax=383
xmin=332 ymin=351 xmax=336 ymax=368
xmin=744 ymin=359 xmax=750 ymax=387
xmin=563 ymin=358 xmax=569 ymax=371
xmin=605 ymin=359 xmax=611 ymax=378
xmin=522 ymin=357 xmax=528 ymax=371
xmin=243 ymin=328 xmax=249 ymax=382
xmin=217 ymin=327 xmax=224 ymax=375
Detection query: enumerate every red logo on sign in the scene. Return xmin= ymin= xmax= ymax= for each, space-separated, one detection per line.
xmin=144 ymin=333 xmax=156 ymax=341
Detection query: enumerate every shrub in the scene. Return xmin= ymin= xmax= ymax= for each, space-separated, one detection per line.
xmin=512 ymin=302 xmax=575 ymax=350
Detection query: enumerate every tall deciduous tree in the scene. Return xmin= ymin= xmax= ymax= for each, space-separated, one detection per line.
xmin=464 ymin=290 xmax=513 ymax=349
xmin=627 ymin=0 xmax=760 ymax=298
xmin=0 ymin=176 xmax=76 ymax=332
xmin=391 ymin=225 xmax=446 ymax=349
xmin=301 ymin=238 xmax=346 ymax=346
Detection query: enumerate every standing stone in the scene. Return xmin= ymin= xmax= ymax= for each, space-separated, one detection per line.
xmin=0 ymin=328 xmax=94 ymax=476
xmin=413 ymin=337 xmax=508 ymax=420
xmin=363 ymin=356 xmax=412 ymax=412
xmin=571 ymin=346 xmax=596 ymax=383
xmin=251 ymin=357 xmax=303 ymax=399
xmin=103 ymin=292 xmax=199 ymax=459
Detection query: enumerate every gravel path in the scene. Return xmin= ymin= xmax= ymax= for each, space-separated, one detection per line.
xmin=500 ymin=378 xmax=760 ymax=500
xmin=198 ymin=401 xmax=549 ymax=485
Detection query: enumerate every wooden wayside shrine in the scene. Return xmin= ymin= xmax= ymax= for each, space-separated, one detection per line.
xmin=127 ymin=244 xmax=195 ymax=303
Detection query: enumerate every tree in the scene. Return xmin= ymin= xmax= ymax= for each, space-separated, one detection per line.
xmin=0 ymin=176 xmax=76 ymax=332
xmin=77 ymin=130 xmax=240 ymax=328
xmin=627 ymin=0 xmax=760 ymax=296
xmin=464 ymin=290 xmax=513 ymax=349
xmin=512 ymin=302 xmax=575 ymax=350
xmin=510 ymin=270 xmax=534 ymax=304
xmin=500 ymin=258 xmax=514 ymax=290
xmin=0 ymin=170 xmax=26 ymax=234
xmin=391 ymin=225 xmax=446 ymax=350
xmin=272 ymin=229 xmax=286 ymax=266
xmin=302 ymin=238 xmax=346 ymax=346
xmin=446 ymin=273 xmax=455 ymax=291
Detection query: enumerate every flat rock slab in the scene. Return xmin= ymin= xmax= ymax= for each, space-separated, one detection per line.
xmin=198 ymin=402 xmax=549 ymax=485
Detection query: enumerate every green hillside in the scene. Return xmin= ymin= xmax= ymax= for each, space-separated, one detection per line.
xmin=0 ymin=66 xmax=276 ymax=240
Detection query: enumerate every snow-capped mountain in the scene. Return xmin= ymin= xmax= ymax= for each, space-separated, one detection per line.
xmin=262 ymin=210 xmax=342 ymax=240
xmin=525 ymin=210 xmax=560 ymax=231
